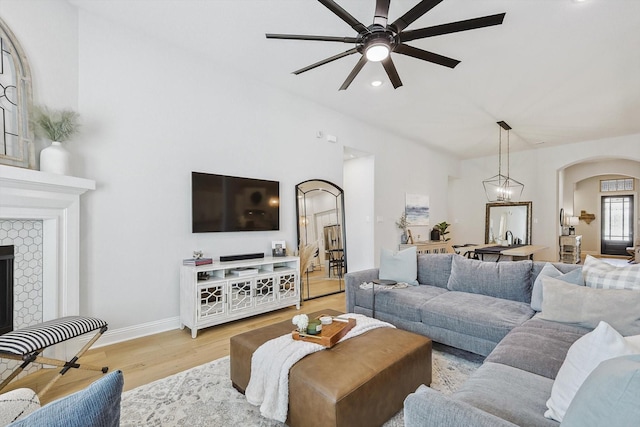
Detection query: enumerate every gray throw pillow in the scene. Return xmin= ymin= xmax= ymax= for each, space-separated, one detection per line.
xmin=562 ymin=354 xmax=640 ymax=427
xmin=416 ymin=253 xmax=453 ymax=288
xmin=530 ymin=263 xmax=584 ymax=311
xmin=538 ymin=277 xmax=640 ymax=336
xmin=379 ymin=246 xmax=418 ymax=285
xmin=446 ymin=255 xmax=532 ymax=302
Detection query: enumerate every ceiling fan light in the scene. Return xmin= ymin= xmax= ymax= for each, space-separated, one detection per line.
xmin=365 ymin=43 xmax=390 ymax=62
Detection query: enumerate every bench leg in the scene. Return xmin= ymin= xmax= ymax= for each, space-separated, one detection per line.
xmin=0 ymin=352 xmax=39 ymax=393
xmin=37 ymin=326 xmax=109 ymax=398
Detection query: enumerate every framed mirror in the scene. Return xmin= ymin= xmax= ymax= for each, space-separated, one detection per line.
xmin=296 ymin=179 xmax=347 ymax=300
xmin=485 ymin=201 xmax=532 ymax=245
xmin=0 ymin=17 xmax=33 ymax=168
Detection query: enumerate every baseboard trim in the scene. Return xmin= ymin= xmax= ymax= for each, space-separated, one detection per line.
xmin=79 ymin=316 xmax=182 ymax=348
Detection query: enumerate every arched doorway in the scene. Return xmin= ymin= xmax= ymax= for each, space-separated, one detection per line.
xmin=559 ymin=158 xmax=639 ymax=260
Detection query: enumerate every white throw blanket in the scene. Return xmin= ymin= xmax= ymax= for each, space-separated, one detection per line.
xmin=245 ymin=313 xmax=395 ymax=422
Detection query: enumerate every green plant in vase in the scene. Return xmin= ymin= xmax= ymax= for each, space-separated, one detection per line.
xmin=32 ymin=106 xmax=80 ymax=142
xmin=396 ymin=212 xmax=409 ymax=244
xmin=433 ymin=221 xmax=451 ymax=242
xmin=31 ymin=105 xmax=81 ymax=175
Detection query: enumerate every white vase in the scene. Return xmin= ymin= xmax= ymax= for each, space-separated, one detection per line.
xmin=40 ymin=141 xmax=71 ymax=175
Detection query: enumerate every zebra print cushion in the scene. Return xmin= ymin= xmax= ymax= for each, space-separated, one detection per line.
xmin=0 ymin=316 xmax=107 ymax=356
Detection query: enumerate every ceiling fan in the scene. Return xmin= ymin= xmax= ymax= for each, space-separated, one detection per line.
xmin=266 ymin=0 xmax=505 ymax=90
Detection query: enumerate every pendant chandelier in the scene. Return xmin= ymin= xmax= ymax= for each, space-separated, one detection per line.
xmin=482 ymin=121 xmax=524 ymax=203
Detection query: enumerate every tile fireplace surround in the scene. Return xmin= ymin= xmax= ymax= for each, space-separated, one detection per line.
xmin=0 ymin=165 xmax=95 ymax=325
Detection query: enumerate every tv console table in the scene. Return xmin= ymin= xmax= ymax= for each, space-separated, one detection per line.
xmin=180 ymin=256 xmax=300 ymax=338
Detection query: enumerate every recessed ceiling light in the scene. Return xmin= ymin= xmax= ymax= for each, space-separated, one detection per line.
xmin=371 ymin=80 xmax=383 ymax=87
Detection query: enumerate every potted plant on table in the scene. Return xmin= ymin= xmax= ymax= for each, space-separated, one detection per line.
xmin=32 ymin=105 xmax=80 ymax=175
xmin=433 ymin=221 xmax=451 ymax=242
xmin=396 ymin=212 xmax=409 ymax=244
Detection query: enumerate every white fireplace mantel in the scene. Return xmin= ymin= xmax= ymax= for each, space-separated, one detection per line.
xmin=0 ymin=165 xmax=95 ymax=320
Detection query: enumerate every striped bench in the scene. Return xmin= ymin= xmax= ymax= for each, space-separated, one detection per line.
xmin=0 ymin=316 xmax=108 ymax=397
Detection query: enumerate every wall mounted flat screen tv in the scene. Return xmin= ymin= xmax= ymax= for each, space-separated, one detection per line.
xmin=192 ymin=172 xmax=280 ymax=233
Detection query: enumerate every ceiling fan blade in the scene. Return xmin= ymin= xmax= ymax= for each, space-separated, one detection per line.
xmin=390 ymin=0 xmax=443 ymax=33
xmin=373 ymin=0 xmax=391 ymax=26
xmin=381 ymin=56 xmax=403 ymax=89
xmin=266 ymin=34 xmax=359 ymax=43
xmin=293 ymin=48 xmax=358 ymax=75
xmin=339 ymin=55 xmax=367 ymax=90
xmin=318 ymin=0 xmax=368 ymax=34
xmin=394 ymin=43 xmax=460 ymax=68
xmin=400 ymin=13 xmax=506 ymax=42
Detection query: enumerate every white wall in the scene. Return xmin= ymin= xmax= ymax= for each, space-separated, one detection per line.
xmin=344 ymin=154 xmax=374 ymax=272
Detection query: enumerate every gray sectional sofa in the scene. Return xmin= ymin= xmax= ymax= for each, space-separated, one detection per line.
xmin=345 ymin=253 xmax=581 ymax=356
xmin=344 ymin=253 xmax=587 ymax=427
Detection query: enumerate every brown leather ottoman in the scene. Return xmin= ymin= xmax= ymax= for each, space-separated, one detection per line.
xmin=230 ymin=309 xmax=432 ymax=427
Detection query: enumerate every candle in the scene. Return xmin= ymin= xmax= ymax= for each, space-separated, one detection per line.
xmin=307 ymin=320 xmax=322 ymax=335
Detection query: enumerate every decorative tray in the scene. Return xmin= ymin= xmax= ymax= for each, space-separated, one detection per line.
xmin=292 ymin=315 xmax=356 ymax=348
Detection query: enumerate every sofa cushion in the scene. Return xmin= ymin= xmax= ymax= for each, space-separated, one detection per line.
xmin=531 ymin=261 xmax=581 ymax=283
xmin=538 ymin=276 xmax=640 ymax=336
xmin=562 ymin=354 xmax=640 ymax=427
xmin=530 ymin=263 xmax=584 ymax=311
xmin=416 ymin=253 xmax=453 ymax=288
xmin=379 ymin=246 xmax=418 ymax=285
xmin=420 ymin=292 xmax=534 ymax=344
xmin=11 ymin=370 xmax=124 ymax=427
xmin=583 ymin=254 xmax=640 ymax=290
xmin=486 ymin=317 xmax=590 ymax=379
xmin=447 ymin=256 xmax=533 ymax=303
xmin=404 ymin=384 xmax=519 ymax=427
xmin=371 ymin=285 xmax=447 ymax=322
xmin=544 ymin=321 xmax=640 ymax=423
xmin=454 ymin=362 xmax=558 ymax=427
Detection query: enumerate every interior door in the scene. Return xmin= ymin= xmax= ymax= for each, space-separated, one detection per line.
xmin=601 ymin=195 xmax=634 ymax=255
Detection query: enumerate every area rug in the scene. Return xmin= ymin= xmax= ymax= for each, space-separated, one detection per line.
xmin=120 ymin=343 xmax=483 ymax=426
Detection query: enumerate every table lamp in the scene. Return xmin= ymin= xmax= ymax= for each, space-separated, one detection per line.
xmin=568 ymin=217 xmax=579 ymax=235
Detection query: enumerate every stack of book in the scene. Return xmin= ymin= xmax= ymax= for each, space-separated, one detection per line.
xmin=183 ymin=257 xmax=213 ymax=266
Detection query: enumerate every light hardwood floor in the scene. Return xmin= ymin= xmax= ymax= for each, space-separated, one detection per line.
xmin=4 ymin=292 xmax=346 ymax=404
xmin=301 ymin=268 xmax=345 ymax=299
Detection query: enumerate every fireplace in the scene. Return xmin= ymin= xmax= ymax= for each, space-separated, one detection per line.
xmin=0 ymin=245 xmax=14 ymax=335
xmin=0 ymin=166 xmax=95 ymax=381
xmin=0 ymin=165 xmax=95 ymax=321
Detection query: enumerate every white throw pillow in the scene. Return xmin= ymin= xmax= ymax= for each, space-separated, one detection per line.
xmin=0 ymin=388 xmax=40 ymax=425
xmin=379 ymin=246 xmax=418 ymax=285
xmin=583 ymin=255 xmax=640 ymax=290
xmin=545 ymin=321 xmax=640 ymax=422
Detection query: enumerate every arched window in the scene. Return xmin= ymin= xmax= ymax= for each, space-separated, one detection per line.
xmin=0 ymin=17 xmax=33 ymax=169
